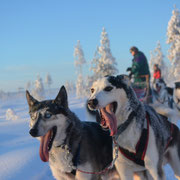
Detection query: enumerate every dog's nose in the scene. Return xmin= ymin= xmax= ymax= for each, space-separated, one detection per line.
xmin=88 ymin=99 xmax=98 ymax=109
xmin=29 ymin=128 xmax=38 ymax=137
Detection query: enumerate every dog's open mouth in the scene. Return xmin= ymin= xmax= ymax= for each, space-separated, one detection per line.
xmin=100 ymin=102 xmax=117 ymax=136
xmin=39 ymin=126 xmax=57 ymax=162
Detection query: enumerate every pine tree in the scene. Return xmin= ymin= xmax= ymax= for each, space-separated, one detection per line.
xmin=45 ymin=73 xmax=53 ymax=89
xmin=166 ymin=6 xmax=180 ymax=82
xmin=76 ymin=74 xmax=85 ymax=98
xmin=74 ymin=40 xmax=86 ymax=74
xmin=32 ymin=75 xmax=45 ymax=101
xmin=150 ymin=41 xmax=167 ymax=81
xmin=91 ymin=27 xmax=118 ymax=79
xmin=74 ymin=40 xmax=86 ymax=97
xmin=65 ymin=80 xmax=75 ymax=93
xmin=149 ymin=51 xmax=155 ymax=82
xmin=26 ymin=81 xmax=31 ymax=91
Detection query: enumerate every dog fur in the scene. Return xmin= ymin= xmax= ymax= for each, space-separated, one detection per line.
xmin=173 ymin=82 xmax=180 ymax=112
xmin=152 ymin=78 xmax=173 ymax=108
xmin=26 ymin=86 xmax=119 ymax=180
xmin=88 ymin=75 xmax=180 ymax=180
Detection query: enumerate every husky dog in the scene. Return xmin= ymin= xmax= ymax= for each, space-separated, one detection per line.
xmin=153 ymin=78 xmax=173 ymax=108
xmin=88 ymin=75 xmax=180 ymax=180
xmin=26 ymin=86 xmax=119 ymax=180
xmin=173 ymin=82 xmax=180 ymax=112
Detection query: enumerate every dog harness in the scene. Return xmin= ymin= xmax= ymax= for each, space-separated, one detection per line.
xmin=165 ymin=122 xmax=175 ymax=150
xmin=115 ymin=113 xmax=175 ymax=167
xmin=115 ymin=113 xmax=150 ymax=166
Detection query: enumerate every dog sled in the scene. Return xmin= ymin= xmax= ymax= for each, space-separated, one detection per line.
xmin=131 ymin=75 xmax=152 ymax=103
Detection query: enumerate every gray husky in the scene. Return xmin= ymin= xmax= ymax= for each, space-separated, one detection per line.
xmin=88 ymin=75 xmax=180 ymax=180
xmin=153 ymin=78 xmax=173 ymax=108
xmin=26 ymin=86 xmax=119 ymax=180
xmin=173 ymin=82 xmax=180 ymax=112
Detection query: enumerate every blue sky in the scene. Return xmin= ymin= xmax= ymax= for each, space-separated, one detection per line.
xmin=0 ymin=0 xmax=180 ymax=92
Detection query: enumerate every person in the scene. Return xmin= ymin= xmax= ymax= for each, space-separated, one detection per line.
xmin=153 ymin=64 xmax=161 ymax=83
xmin=127 ymin=46 xmax=152 ymax=103
xmin=127 ymin=46 xmax=150 ymax=84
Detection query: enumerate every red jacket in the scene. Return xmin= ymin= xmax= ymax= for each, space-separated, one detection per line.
xmin=153 ymin=69 xmax=161 ymax=79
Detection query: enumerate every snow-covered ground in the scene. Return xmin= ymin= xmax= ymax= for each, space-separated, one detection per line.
xmin=0 ymin=90 xmax=178 ymax=180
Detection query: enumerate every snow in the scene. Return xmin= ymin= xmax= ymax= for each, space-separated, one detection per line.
xmin=0 ymin=90 xmax=178 ymax=180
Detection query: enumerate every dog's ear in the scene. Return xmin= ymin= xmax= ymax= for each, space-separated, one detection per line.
xmin=26 ymin=90 xmax=39 ymax=107
xmin=54 ymin=86 xmax=68 ymax=108
xmin=116 ymin=75 xmax=131 ymax=86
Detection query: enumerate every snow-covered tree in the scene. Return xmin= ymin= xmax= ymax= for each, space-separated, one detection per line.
xmin=149 ymin=41 xmax=167 ymax=81
xmin=166 ymin=6 xmax=180 ymax=82
xmin=45 ymin=73 xmax=53 ymax=89
xmin=90 ymin=27 xmax=118 ymax=79
xmin=6 ymin=108 xmax=18 ymax=121
xmin=74 ymin=40 xmax=86 ymax=74
xmin=32 ymin=75 xmax=45 ymax=101
xmin=76 ymin=74 xmax=85 ymax=98
xmin=74 ymin=40 xmax=86 ymax=97
xmin=26 ymin=81 xmax=31 ymax=91
xmin=83 ymin=75 xmax=95 ymax=97
xmin=149 ymin=51 xmax=155 ymax=78
xmin=65 ymin=80 xmax=75 ymax=93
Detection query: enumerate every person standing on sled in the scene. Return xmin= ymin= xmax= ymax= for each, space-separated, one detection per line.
xmin=126 ymin=46 xmax=152 ymax=103
xmin=153 ymin=64 xmax=161 ymax=83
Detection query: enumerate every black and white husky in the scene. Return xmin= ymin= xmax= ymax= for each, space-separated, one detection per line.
xmin=88 ymin=75 xmax=180 ymax=180
xmin=173 ymin=82 xmax=180 ymax=112
xmin=26 ymin=86 xmax=119 ymax=180
xmin=153 ymin=78 xmax=173 ymax=108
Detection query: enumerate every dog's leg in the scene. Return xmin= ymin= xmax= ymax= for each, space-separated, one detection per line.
xmin=165 ymin=146 xmax=180 ymax=180
xmin=145 ymin=127 xmax=166 ymax=180
xmin=115 ymin=162 xmax=134 ymax=180
xmin=51 ymin=170 xmax=75 ymax=180
xmin=75 ymin=163 xmax=100 ymax=180
xmin=134 ymin=171 xmax=153 ymax=180
xmin=75 ymin=171 xmax=99 ymax=180
xmin=101 ymin=167 xmax=120 ymax=180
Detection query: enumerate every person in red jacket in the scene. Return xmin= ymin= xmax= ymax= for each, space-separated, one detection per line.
xmin=153 ymin=64 xmax=161 ymax=83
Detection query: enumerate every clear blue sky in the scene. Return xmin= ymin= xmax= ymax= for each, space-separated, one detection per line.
xmin=0 ymin=0 xmax=180 ymax=92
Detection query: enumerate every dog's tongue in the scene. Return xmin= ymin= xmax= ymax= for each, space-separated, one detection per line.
xmin=100 ymin=104 xmax=117 ymax=136
xmin=39 ymin=130 xmax=51 ymax=162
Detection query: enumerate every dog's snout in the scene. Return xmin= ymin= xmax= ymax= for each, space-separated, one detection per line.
xmin=29 ymin=128 xmax=38 ymax=137
xmin=88 ymin=99 xmax=98 ymax=109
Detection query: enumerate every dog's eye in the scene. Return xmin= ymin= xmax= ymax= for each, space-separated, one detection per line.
xmin=104 ymin=86 xmax=113 ymax=92
xmin=91 ymin=88 xmax=95 ymax=93
xmin=44 ymin=112 xmax=52 ymax=119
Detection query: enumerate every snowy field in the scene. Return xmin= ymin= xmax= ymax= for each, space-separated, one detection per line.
xmin=0 ymin=90 xmax=178 ymax=180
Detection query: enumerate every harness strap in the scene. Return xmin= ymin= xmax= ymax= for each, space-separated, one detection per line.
xmin=165 ymin=123 xmax=175 ymax=150
xmin=175 ymin=102 xmax=180 ymax=112
xmin=71 ymin=141 xmax=81 ymax=175
xmin=115 ymin=104 xmax=141 ymax=137
xmin=71 ymin=138 xmax=119 ymax=175
xmin=118 ymin=113 xmax=150 ymax=166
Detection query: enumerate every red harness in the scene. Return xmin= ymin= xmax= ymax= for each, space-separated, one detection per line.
xmin=116 ymin=113 xmax=150 ymax=166
xmin=165 ymin=123 xmax=175 ymax=150
xmin=115 ymin=113 xmax=175 ymax=167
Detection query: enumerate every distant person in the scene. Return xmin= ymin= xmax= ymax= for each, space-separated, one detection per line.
xmin=153 ymin=64 xmax=161 ymax=83
xmin=127 ymin=46 xmax=152 ymax=103
xmin=126 ymin=46 xmax=150 ymax=83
